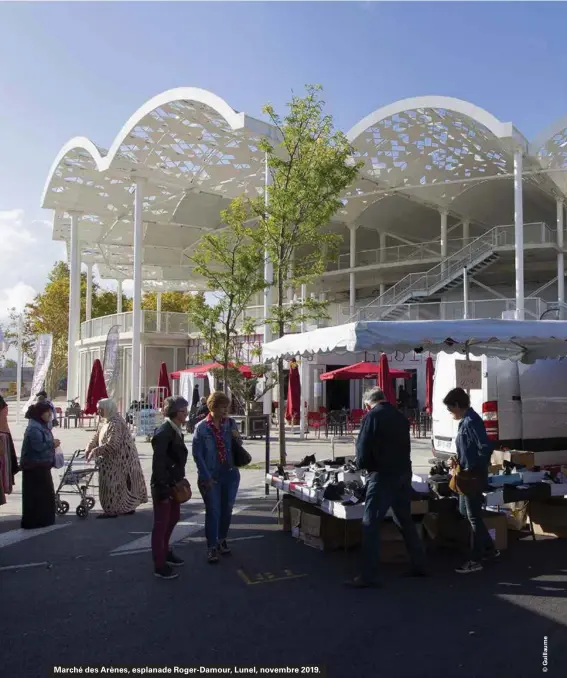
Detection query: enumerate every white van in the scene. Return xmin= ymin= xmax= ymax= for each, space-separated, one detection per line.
xmin=431 ymin=351 xmax=567 ymax=465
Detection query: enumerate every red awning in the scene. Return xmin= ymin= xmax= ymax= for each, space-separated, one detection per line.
xmin=170 ymin=363 xmax=253 ymax=380
xmin=320 ymin=362 xmax=412 ymax=381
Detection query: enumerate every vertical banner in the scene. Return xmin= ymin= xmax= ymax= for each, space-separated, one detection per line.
xmin=22 ymin=334 xmax=53 ymax=413
xmin=103 ymin=325 xmax=121 ymax=399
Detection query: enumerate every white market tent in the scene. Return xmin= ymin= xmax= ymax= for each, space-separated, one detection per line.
xmin=262 ymin=319 xmax=567 ymax=364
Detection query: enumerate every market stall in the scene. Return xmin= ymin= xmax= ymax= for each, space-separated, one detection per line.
xmin=262 ymin=319 xmax=567 ymax=555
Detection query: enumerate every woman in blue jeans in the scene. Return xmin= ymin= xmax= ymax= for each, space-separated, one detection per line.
xmin=192 ymin=391 xmax=241 ymax=564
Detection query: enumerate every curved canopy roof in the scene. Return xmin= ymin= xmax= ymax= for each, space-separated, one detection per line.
xmin=44 ymin=91 xmax=567 ymax=288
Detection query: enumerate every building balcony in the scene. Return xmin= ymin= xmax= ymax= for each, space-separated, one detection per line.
xmin=80 ymin=311 xmax=197 ymax=340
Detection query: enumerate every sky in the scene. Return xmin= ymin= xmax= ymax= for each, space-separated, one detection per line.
xmin=2 ymin=1 xmax=567 ymax=322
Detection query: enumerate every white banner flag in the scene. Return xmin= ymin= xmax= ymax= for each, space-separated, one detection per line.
xmin=22 ymin=334 xmax=53 ymax=413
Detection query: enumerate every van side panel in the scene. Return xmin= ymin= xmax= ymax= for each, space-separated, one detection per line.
xmin=494 ymin=358 xmax=522 ymax=444
xmin=519 ymin=359 xmax=567 ymax=449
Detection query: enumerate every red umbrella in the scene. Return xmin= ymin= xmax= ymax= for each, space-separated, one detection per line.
xmin=170 ymin=363 xmax=253 ymax=380
xmin=158 ymin=362 xmax=171 ymax=404
xmin=285 ymin=359 xmax=301 ymax=424
xmin=84 ymin=359 xmax=108 ymax=415
xmin=320 ymin=362 xmax=411 ymax=381
xmin=425 ymin=356 xmax=434 ymax=413
xmin=377 ymin=353 xmax=396 ymax=406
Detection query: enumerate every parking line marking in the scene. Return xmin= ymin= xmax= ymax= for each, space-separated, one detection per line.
xmin=0 ymin=522 xmax=71 ymax=549
xmin=0 ymin=561 xmax=49 ymax=572
xmin=237 ymin=569 xmax=307 ymax=585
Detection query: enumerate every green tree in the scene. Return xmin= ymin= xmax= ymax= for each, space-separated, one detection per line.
xmin=5 ymin=261 xmax=130 ymax=394
xmin=4 ymin=359 xmax=17 ymax=368
xmin=189 ymin=197 xmax=268 ymax=395
xmin=141 ymin=290 xmax=202 ymax=313
xmin=252 ymin=85 xmax=361 ymax=463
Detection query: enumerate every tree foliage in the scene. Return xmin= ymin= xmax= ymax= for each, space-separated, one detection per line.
xmin=5 ymin=262 xmax=130 ymax=395
xmin=189 ymin=197 xmax=268 ymax=396
xmin=141 ymin=290 xmax=202 ymax=313
xmin=250 ymin=85 xmax=361 ymax=463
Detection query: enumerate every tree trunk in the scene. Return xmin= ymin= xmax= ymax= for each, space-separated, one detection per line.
xmin=223 ymin=366 xmax=229 ymax=395
xmin=278 ymin=357 xmax=286 ymax=465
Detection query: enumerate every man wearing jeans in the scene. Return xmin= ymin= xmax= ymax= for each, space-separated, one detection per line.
xmin=346 ymin=387 xmax=427 ymax=588
xmin=443 ymin=387 xmax=499 ymax=574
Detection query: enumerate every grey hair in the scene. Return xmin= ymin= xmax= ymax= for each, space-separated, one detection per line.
xmin=164 ymin=396 xmax=189 ymax=419
xmin=362 ymin=387 xmax=386 ymax=407
xmin=98 ymin=398 xmax=118 ymax=419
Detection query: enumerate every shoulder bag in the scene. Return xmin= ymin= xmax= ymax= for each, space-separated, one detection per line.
xmin=171 ymin=478 xmax=192 ymax=503
xmin=449 ymin=465 xmax=485 ymax=496
xmin=229 ymin=421 xmax=252 ymax=467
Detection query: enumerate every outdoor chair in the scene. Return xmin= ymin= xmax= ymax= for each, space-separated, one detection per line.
xmin=307 ymin=411 xmax=325 ymax=438
xmin=347 ymin=408 xmax=364 ymax=433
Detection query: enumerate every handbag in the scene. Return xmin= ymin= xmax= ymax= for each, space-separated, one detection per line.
xmin=171 ymin=478 xmax=192 ymax=504
xmin=232 ymin=436 xmax=252 ymax=468
xmin=449 ymin=465 xmax=485 ymax=496
xmin=54 ymin=446 xmax=65 ymax=470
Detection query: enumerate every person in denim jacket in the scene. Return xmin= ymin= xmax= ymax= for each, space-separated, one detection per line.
xmin=20 ymin=401 xmax=60 ymax=529
xmin=444 ymin=387 xmax=499 ymax=574
xmin=192 ymin=391 xmax=240 ymax=564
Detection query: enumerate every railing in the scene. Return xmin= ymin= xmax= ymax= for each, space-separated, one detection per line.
xmin=327 ymin=222 xmax=556 ymax=274
xmin=351 ymin=222 xmax=555 ymax=321
xmin=336 ymin=297 xmax=547 ymax=323
xmin=80 ymin=311 xmax=196 ymax=339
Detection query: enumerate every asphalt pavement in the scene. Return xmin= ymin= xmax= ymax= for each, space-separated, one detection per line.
xmin=2 ymin=417 xmax=566 ymax=678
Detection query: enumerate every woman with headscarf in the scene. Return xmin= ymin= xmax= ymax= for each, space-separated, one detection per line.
xmin=0 ymin=395 xmax=19 ymax=506
xmin=85 ymin=398 xmax=148 ymax=519
xmin=20 ymin=401 xmax=60 ymax=529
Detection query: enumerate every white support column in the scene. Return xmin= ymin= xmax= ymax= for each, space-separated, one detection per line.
xmin=440 ymin=210 xmax=448 ymax=276
xmin=463 ymin=267 xmax=469 ymax=319
xmin=379 ymin=232 xmax=387 ymax=263
xmin=514 ymin=146 xmax=525 ymax=320
xmin=156 ymin=292 xmax=162 ymax=332
xmin=349 ymin=225 xmax=357 ymax=317
xmin=557 ymin=198 xmax=565 ymax=318
xmin=463 ymin=220 xmax=470 ymax=248
xmin=263 ymin=152 xmax=273 ymax=417
xmin=132 ymin=180 xmax=144 ymax=403
xmin=67 ymin=212 xmax=81 ymax=402
xmin=85 ymin=263 xmax=93 ymax=322
xmin=116 ymin=280 xmax=123 ymax=314
xmin=16 ymin=314 xmax=22 ymax=423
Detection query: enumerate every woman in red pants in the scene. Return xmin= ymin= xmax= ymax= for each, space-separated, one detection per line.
xmin=150 ymin=396 xmax=189 ymax=580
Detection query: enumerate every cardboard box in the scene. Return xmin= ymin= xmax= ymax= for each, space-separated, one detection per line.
xmin=491 ymin=450 xmax=535 ymax=469
xmin=529 ymin=499 xmax=567 ymax=538
xmin=289 ymin=503 xmax=362 ymax=551
xmin=379 ymin=521 xmax=425 ymax=563
xmin=410 ymin=500 xmax=429 ymax=516
xmin=422 ymin=510 xmax=508 ymax=551
xmin=282 ymin=494 xmax=307 ymax=532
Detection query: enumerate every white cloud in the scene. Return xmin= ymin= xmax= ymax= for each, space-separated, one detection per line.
xmin=0 ymin=209 xmax=66 ymax=321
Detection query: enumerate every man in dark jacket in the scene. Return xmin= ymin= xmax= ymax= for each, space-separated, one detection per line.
xmin=444 ymin=387 xmax=498 ymax=574
xmin=346 ymin=387 xmax=426 ymax=588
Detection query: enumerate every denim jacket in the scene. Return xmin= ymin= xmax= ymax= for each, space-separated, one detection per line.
xmin=456 ymin=408 xmax=493 ymax=471
xmin=20 ymin=419 xmax=55 ymax=469
xmin=192 ymin=417 xmax=239 ymax=483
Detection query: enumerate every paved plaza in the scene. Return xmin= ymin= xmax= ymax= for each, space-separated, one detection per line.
xmin=2 ymin=416 xmax=567 ymax=678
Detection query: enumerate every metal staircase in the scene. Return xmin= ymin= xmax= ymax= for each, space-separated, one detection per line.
xmin=354 ymin=226 xmax=507 ymax=321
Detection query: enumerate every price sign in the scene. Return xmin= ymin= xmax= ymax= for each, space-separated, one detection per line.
xmin=455 ymin=359 xmax=482 ymax=390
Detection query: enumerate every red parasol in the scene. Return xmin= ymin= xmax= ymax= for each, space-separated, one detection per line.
xmin=377 ymin=353 xmax=396 ymax=406
xmin=425 ymin=356 xmax=434 ymax=413
xmin=285 ymin=359 xmax=301 ymax=424
xmin=320 ymin=362 xmax=411 ymax=381
xmin=170 ymin=363 xmax=253 ymax=380
xmin=158 ymin=362 xmax=171 ymax=402
xmin=84 ymin=359 xmax=108 ymax=415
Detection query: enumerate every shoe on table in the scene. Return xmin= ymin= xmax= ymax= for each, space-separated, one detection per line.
xmin=344 ymin=576 xmax=381 ymax=589
xmin=455 ymin=560 xmax=483 ymax=574
xmin=218 ymin=540 xmax=231 ymax=555
xmin=208 ymin=548 xmax=220 ymax=564
xmin=154 ymin=565 xmax=179 ymax=580
xmin=294 ymin=454 xmax=316 ymax=468
xmin=166 ymin=550 xmax=185 ymax=567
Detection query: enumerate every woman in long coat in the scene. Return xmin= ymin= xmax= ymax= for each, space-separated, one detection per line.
xmin=86 ymin=398 xmax=148 ymax=519
xmin=20 ymin=401 xmax=59 ymax=529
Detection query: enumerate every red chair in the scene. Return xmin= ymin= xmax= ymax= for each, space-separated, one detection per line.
xmin=307 ymin=412 xmax=325 ymax=438
xmin=348 ymin=408 xmax=365 ymax=433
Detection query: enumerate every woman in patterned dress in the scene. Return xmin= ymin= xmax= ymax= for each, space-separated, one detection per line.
xmin=85 ymin=398 xmax=148 ymax=519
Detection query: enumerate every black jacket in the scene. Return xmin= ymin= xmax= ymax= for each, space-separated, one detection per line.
xmin=150 ymin=421 xmax=188 ymax=501
xmin=356 ymin=403 xmax=412 ymax=476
